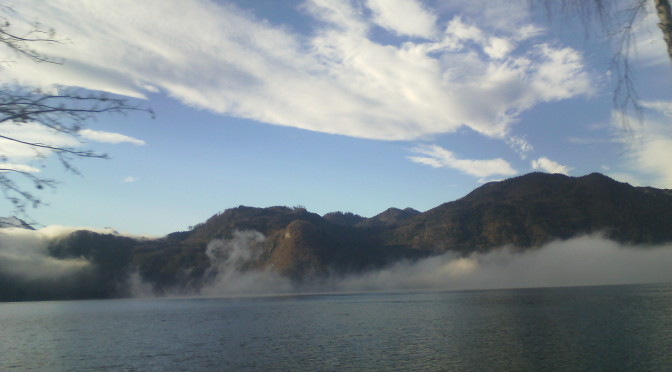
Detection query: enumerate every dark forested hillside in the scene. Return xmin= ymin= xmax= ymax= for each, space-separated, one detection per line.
xmin=3 ymin=172 xmax=672 ymax=301
xmin=392 ymin=173 xmax=672 ymax=253
xmin=128 ymin=172 xmax=672 ymax=290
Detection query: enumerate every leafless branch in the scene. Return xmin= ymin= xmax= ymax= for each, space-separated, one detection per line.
xmin=0 ymin=6 xmax=153 ymax=217
xmin=536 ymin=0 xmax=653 ymax=134
xmin=0 ymin=4 xmax=60 ymax=63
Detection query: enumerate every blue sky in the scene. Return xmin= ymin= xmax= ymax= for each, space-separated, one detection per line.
xmin=0 ymin=0 xmax=670 ymax=236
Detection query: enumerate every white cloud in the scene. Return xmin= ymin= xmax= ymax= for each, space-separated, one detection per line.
xmin=0 ymin=163 xmax=41 ymax=173
xmin=484 ymin=37 xmax=513 ymax=59
xmin=433 ymin=0 xmax=536 ymax=36
xmin=409 ymin=144 xmax=517 ymax=178
xmin=0 ymin=122 xmax=141 ymax=169
xmin=641 ymin=100 xmax=672 ymax=117
xmin=366 ymin=0 xmax=438 ymax=38
xmin=1 ymin=0 xmax=595 ymax=143
xmin=531 ymin=157 xmax=571 ymax=175
xmin=123 ymin=176 xmax=138 ymax=183
xmin=611 ymin=103 xmax=672 ymax=188
xmin=79 ymin=129 xmax=145 ymax=145
xmin=0 ymin=122 xmax=80 ymax=161
xmin=0 ymin=122 xmax=145 ymax=173
xmin=531 ymin=44 xmax=594 ymax=101
xmin=629 ymin=11 xmax=670 ymax=67
xmin=507 ymin=135 xmax=533 ymax=157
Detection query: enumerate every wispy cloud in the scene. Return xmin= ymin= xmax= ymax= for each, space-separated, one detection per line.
xmin=611 ymin=102 xmax=672 ymax=188
xmin=3 ymin=0 xmax=594 ymax=144
xmin=641 ymin=100 xmax=672 ymax=116
xmin=123 ymin=176 xmax=139 ymax=183
xmin=409 ymin=144 xmax=517 ymax=178
xmin=0 ymin=122 xmax=80 ymax=161
xmin=79 ymin=129 xmax=145 ymax=145
xmin=531 ymin=157 xmax=571 ymax=175
xmin=366 ymin=0 xmax=438 ymax=38
xmin=0 ymin=122 xmax=143 ymax=169
xmin=0 ymin=163 xmax=41 ymax=173
xmin=629 ymin=10 xmax=670 ymax=67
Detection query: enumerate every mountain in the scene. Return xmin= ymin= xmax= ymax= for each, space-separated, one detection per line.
xmin=139 ymin=206 xmax=423 ymax=282
xmin=4 ymin=172 xmax=672 ymax=301
xmin=129 ymin=172 xmax=672 ymax=289
xmin=358 ymin=207 xmax=421 ymax=228
xmin=391 ymin=173 xmax=672 ymax=253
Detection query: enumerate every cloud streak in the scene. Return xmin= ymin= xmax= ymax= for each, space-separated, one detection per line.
xmin=0 ymin=163 xmax=41 ymax=173
xmin=409 ymin=144 xmax=517 ymax=178
xmin=0 ymin=123 xmax=145 ymax=169
xmin=0 ymin=122 xmax=80 ymax=161
xmin=3 ymin=0 xmax=594 ymax=143
xmin=79 ymin=129 xmax=145 ymax=145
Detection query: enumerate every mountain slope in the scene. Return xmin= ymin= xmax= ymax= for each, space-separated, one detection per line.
xmin=133 ymin=172 xmax=672 ymax=286
xmin=391 ymin=173 xmax=672 ymax=253
xmin=5 ymin=172 xmax=672 ymax=301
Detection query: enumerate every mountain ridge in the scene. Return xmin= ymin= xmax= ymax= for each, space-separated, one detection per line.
xmin=4 ymin=172 xmax=672 ymax=301
xmin=126 ymin=172 xmax=672 ymax=288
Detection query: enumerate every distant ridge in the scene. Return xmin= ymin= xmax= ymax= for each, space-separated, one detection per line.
xmin=130 ymin=172 xmax=672 ymax=284
xmin=394 ymin=172 xmax=672 ymax=252
xmin=6 ymin=172 xmax=672 ymax=301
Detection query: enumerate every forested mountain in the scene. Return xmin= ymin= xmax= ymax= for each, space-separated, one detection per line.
xmin=3 ymin=172 xmax=672 ymax=301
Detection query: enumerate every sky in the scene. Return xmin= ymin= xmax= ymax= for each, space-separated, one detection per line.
xmin=0 ymin=0 xmax=670 ymax=236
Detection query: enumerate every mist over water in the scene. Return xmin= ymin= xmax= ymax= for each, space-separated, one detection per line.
xmin=199 ymin=231 xmax=292 ymax=296
xmin=2 ymin=227 xmax=672 ymax=300
xmin=199 ymin=232 xmax=672 ymax=295
xmin=0 ymin=226 xmax=102 ymax=282
xmin=330 ymin=235 xmax=672 ymax=292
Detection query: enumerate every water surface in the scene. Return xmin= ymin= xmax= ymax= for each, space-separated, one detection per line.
xmin=2 ymin=283 xmax=671 ymax=371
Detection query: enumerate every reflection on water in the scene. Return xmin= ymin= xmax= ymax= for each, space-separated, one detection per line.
xmin=1 ymin=283 xmax=671 ymax=371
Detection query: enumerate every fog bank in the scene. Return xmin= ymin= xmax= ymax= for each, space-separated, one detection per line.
xmin=0 ymin=226 xmax=112 ymax=282
xmin=0 ymin=226 xmax=141 ymax=301
xmin=328 ymin=234 xmax=672 ymax=292
xmin=3 ymin=226 xmax=672 ymax=301
xmin=198 ymin=233 xmax=672 ymax=296
xmin=199 ymin=231 xmax=292 ymax=296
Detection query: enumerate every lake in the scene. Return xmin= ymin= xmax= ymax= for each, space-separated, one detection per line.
xmin=1 ymin=283 xmax=671 ymax=371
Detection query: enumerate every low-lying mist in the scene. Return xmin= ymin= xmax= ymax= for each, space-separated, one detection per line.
xmin=199 ymin=230 xmax=293 ymax=296
xmin=0 ymin=226 xmax=143 ymax=301
xmin=198 ymin=232 xmax=672 ymax=296
xmin=328 ymin=235 xmax=672 ymax=292
xmin=2 ymin=226 xmax=672 ymax=301
xmin=0 ymin=226 xmax=116 ymax=282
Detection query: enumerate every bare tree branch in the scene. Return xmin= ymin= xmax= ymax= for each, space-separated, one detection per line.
xmin=0 ymin=6 xmax=152 ymax=217
xmin=536 ymin=0 xmax=672 ymax=136
xmin=0 ymin=4 xmax=60 ymax=63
